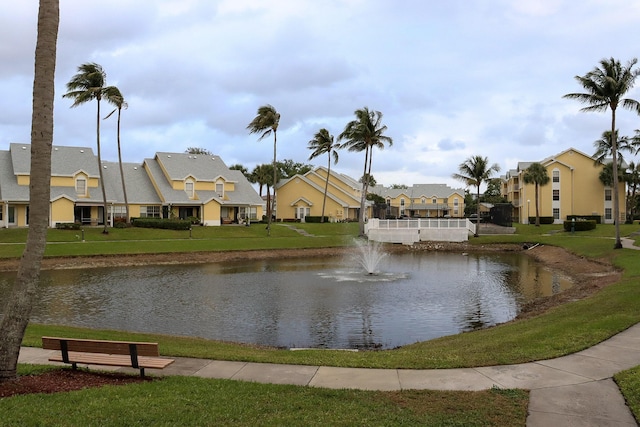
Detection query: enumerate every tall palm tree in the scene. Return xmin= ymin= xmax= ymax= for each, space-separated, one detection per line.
xmin=592 ymin=130 xmax=633 ymax=166
xmin=104 ymin=87 xmax=129 ymax=223
xmin=452 ymin=155 xmax=500 ymax=237
xmin=563 ymin=57 xmax=640 ymax=249
xmin=522 ymin=162 xmax=550 ymax=226
xmin=308 ymin=128 xmax=339 ymax=223
xmin=339 ymin=107 xmax=393 ymax=236
xmin=0 ymin=0 xmax=59 ymax=382
xmin=63 ymin=62 xmax=113 ymax=234
xmin=247 ymin=105 xmax=280 ymax=236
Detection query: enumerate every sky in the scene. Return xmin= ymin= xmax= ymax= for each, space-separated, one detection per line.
xmin=2 ymin=0 xmax=640 ymax=191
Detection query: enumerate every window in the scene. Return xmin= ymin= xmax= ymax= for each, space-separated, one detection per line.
xmin=110 ymin=206 xmax=126 ymax=220
xmin=239 ymin=206 xmax=257 ymax=220
xmin=421 ymin=198 xmax=425 ymax=204
xmin=386 ymin=198 xmax=391 ymax=206
xmin=553 ymin=189 xmax=559 ymax=201
xmin=75 ymin=177 xmax=86 ymax=196
xmin=605 ymin=189 xmax=612 ymax=201
xmin=553 ymin=208 xmax=560 ymax=220
xmin=185 ymin=180 xmax=194 ymax=198
xmin=453 ymin=198 xmax=459 ymax=215
xmin=216 ymin=182 xmax=224 ymax=197
xmin=605 ymin=208 xmax=612 ymax=220
xmin=400 ymin=199 xmax=405 ymax=216
xmin=553 ymin=170 xmax=559 ymax=183
xmin=140 ymin=206 xmax=161 ymax=218
xmin=432 ymin=198 xmax=437 ymax=204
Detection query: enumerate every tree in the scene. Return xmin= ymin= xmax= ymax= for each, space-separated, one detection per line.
xmin=186 ymin=147 xmax=212 ymax=155
xmin=63 ymin=62 xmax=114 ymax=234
xmin=522 ymin=162 xmax=550 ymax=226
xmin=276 ymin=159 xmax=312 ymax=179
xmin=563 ymin=57 xmax=640 ymax=249
xmin=308 ymin=128 xmax=339 ymax=223
xmin=0 ymin=0 xmax=59 ymax=382
xmin=452 ymin=155 xmax=500 ymax=236
xmin=104 ymin=87 xmax=129 ymax=223
xmin=247 ymin=105 xmax=280 ymax=236
xmin=251 ymin=164 xmax=272 ymax=197
xmin=229 ymin=163 xmax=249 ymax=179
xmin=389 ymin=184 xmax=408 ymax=189
xmin=339 ymin=107 xmax=393 ymax=236
xmin=592 ymin=130 xmax=633 ymax=166
xmin=482 ymin=178 xmax=507 ymax=205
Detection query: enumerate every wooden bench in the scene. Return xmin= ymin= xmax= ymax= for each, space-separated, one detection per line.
xmin=42 ymin=336 xmax=175 ymax=377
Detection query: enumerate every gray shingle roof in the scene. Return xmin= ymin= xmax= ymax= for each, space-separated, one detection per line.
xmin=10 ymin=143 xmax=100 ymax=177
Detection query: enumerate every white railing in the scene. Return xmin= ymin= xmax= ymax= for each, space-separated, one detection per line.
xmin=368 ymin=218 xmax=475 ymax=233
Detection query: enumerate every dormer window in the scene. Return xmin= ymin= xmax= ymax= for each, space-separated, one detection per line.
xmin=75 ymin=177 xmax=87 ymax=197
xmin=185 ymin=179 xmax=194 ymax=198
xmin=216 ymin=181 xmax=224 ymax=197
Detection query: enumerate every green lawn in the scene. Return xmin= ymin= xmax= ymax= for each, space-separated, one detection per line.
xmin=3 ymin=221 xmax=640 ymax=425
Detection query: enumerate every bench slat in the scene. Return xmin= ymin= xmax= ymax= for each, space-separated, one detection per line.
xmin=42 ymin=336 xmax=160 ymax=357
xmin=48 ymin=352 xmax=174 ymax=369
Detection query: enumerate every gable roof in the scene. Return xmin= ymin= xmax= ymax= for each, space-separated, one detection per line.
xmin=154 ymin=152 xmax=237 ymax=182
xmin=10 ymin=143 xmax=100 ymax=177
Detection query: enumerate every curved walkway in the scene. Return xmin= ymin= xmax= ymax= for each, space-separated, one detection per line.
xmin=17 ymin=238 xmax=640 ymax=425
xmin=18 ymin=324 xmax=640 ymax=425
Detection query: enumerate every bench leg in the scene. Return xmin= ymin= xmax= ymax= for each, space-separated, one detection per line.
xmin=139 ymin=367 xmax=145 ymax=378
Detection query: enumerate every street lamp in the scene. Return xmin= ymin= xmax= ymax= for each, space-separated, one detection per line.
xmin=527 ymin=200 xmax=530 ymax=224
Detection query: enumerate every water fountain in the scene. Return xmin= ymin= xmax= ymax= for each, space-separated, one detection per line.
xmin=354 ymin=239 xmax=388 ymax=274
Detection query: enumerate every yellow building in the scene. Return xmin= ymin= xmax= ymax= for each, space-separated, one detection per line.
xmin=370 ymin=184 xmax=466 ymax=218
xmin=0 ymin=144 xmax=263 ymax=228
xmin=501 ymin=148 xmax=625 ymax=224
xmin=275 ymin=167 xmax=368 ymax=222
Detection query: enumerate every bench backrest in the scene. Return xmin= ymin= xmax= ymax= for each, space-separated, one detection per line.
xmin=42 ymin=336 xmax=160 ymax=357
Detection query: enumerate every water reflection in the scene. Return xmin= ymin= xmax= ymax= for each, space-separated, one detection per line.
xmin=0 ymin=252 xmax=572 ymax=349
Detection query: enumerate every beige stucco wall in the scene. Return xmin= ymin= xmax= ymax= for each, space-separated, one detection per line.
xmin=51 ymin=198 xmax=75 ymax=225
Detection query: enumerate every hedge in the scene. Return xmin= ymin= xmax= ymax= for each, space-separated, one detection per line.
xmin=527 ymin=216 xmax=555 ymax=224
xmin=55 ymin=222 xmax=81 ymax=230
xmin=304 ymin=216 xmax=329 ymax=223
xmin=132 ymin=218 xmax=192 ymax=230
xmin=566 ymin=215 xmax=602 ymax=224
xmin=563 ymin=219 xmax=597 ymax=232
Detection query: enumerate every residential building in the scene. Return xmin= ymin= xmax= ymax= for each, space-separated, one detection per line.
xmin=370 ymin=184 xmax=466 ymax=218
xmin=501 ymin=147 xmax=625 ymax=224
xmin=275 ymin=167 xmax=370 ymax=222
xmin=0 ymin=144 xmax=263 ymax=227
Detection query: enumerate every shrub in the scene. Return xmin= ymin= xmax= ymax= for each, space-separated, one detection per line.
xmin=528 ymin=216 xmax=555 ymax=225
xmin=132 ymin=218 xmax=192 ymax=230
xmin=566 ymin=215 xmax=601 ymax=224
xmin=55 ymin=222 xmax=81 ymax=230
xmin=563 ymin=219 xmax=596 ymax=232
xmin=304 ymin=216 xmax=329 ymax=223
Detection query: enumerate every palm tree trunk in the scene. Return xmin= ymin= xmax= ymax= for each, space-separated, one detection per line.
xmin=535 ymin=184 xmax=540 ymax=226
xmin=358 ymin=146 xmax=369 ymax=236
xmin=268 ymin=132 xmax=277 ymax=236
xmin=116 ymin=108 xmax=129 ymax=222
xmin=321 ymin=153 xmax=330 ymax=223
xmin=474 ymin=185 xmax=480 ymax=237
xmin=611 ymin=109 xmax=622 ymax=248
xmin=0 ymin=0 xmax=58 ymax=381
xmin=96 ymin=97 xmax=109 ymax=233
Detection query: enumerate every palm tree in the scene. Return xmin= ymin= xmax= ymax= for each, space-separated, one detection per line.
xmin=308 ymin=128 xmax=339 ymax=223
xmin=251 ymin=164 xmax=272 ymax=198
xmin=592 ymin=130 xmax=633 ymax=166
xmin=339 ymin=107 xmax=393 ymax=236
xmin=0 ymin=0 xmax=59 ymax=382
xmin=247 ymin=105 xmax=280 ymax=236
xmin=104 ymin=86 xmax=129 ymax=223
xmin=563 ymin=57 xmax=640 ymax=249
xmin=452 ymin=155 xmax=500 ymax=237
xmin=186 ymin=147 xmax=212 ymax=155
xmin=63 ymin=62 xmax=113 ymax=234
xmin=522 ymin=162 xmax=550 ymax=226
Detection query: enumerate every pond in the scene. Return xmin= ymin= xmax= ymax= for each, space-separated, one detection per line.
xmin=0 ymin=251 xmax=571 ymax=349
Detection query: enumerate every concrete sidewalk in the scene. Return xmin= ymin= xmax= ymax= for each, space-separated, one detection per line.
xmin=18 ymin=322 xmax=640 ymax=426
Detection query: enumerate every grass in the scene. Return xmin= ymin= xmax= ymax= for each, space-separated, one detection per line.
xmin=0 ymin=371 xmax=528 ymax=426
xmin=3 ymin=221 xmax=640 ymax=425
